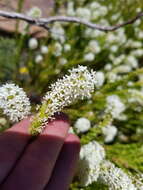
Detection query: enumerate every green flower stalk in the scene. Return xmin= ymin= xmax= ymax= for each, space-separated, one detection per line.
xmin=30 ymin=65 xmax=97 ymax=135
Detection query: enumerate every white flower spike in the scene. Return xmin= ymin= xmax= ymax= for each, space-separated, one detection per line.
xmin=30 ymin=65 xmax=97 ymax=135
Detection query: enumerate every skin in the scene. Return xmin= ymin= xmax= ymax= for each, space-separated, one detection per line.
xmin=0 ymin=113 xmax=80 ymax=190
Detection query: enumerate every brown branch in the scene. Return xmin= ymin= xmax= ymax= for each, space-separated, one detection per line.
xmin=0 ymin=10 xmax=143 ymax=32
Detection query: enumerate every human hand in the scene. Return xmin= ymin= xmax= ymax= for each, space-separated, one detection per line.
xmin=0 ymin=113 xmax=80 ymax=190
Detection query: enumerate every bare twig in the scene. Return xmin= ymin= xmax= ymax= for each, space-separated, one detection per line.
xmin=0 ymin=10 xmax=143 ymax=32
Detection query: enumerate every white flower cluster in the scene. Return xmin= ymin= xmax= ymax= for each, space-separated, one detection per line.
xmin=99 ymin=161 xmax=137 ymax=190
xmin=59 ymin=58 xmax=67 ymax=65
xmin=64 ymin=44 xmax=71 ymax=52
xmin=74 ymin=117 xmax=91 ymax=133
xmin=27 ymin=6 xmax=42 ymax=18
xmin=53 ymin=42 xmax=63 ymax=57
xmin=102 ymin=125 xmax=118 ymax=143
xmin=46 ymin=1 xmax=143 ymax=84
xmin=77 ymin=141 xmax=105 ymax=186
xmin=84 ymin=52 xmax=95 ymax=61
xmin=0 ymin=83 xmax=31 ymax=122
xmin=128 ymin=89 xmax=143 ymax=107
xmin=28 ymin=38 xmax=48 ymax=63
xmin=95 ymin=71 xmax=105 ymax=88
xmin=84 ymin=40 xmax=101 ymax=62
xmin=67 ymin=2 xmax=75 ymax=16
xmin=106 ymin=95 xmax=126 ymax=119
xmin=76 ymin=7 xmax=91 ymax=21
xmin=28 ymin=38 xmax=38 ymax=50
xmin=40 ymin=46 xmax=48 ymax=54
xmin=87 ymin=40 xmax=101 ymax=54
xmin=30 ymin=65 xmax=97 ymax=134
xmin=51 ymin=23 xmax=65 ymax=43
xmin=22 ymin=7 xmax=42 ymax=35
xmin=77 ymin=141 xmax=139 ymax=189
xmin=35 ymin=54 xmax=43 ymax=64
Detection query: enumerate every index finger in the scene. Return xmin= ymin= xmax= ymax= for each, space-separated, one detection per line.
xmin=1 ymin=113 xmax=70 ymax=190
xmin=0 ymin=118 xmax=31 ymax=184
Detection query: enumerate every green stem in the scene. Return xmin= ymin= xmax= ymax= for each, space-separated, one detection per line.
xmin=15 ymin=0 xmax=25 ymax=34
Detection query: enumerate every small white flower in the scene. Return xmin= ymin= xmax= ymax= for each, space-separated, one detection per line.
xmin=102 ymin=17 xmax=110 ymax=25
xmin=93 ymin=30 xmax=104 ymax=38
xmin=95 ymin=71 xmax=105 ymax=88
xmin=84 ymin=28 xmax=93 ymax=37
xmin=88 ymin=40 xmax=101 ymax=54
xmin=134 ymin=19 xmax=141 ymax=26
xmin=89 ymin=2 xmax=100 ymax=10
xmin=106 ymin=33 xmax=117 ymax=43
xmin=102 ymin=125 xmax=118 ymax=143
xmin=107 ymin=72 xmax=118 ymax=83
xmin=136 ymin=7 xmax=142 ymax=12
xmin=53 ymin=42 xmax=62 ymax=57
xmin=59 ymin=58 xmax=67 ymax=65
xmin=104 ymin=64 xmax=112 ymax=71
xmin=111 ymin=13 xmax=121 ymax=21
xmin=74 ymin=117 xmax=91 ymax=133
xmin=77 ymin=141 xmax=105 ymax=186
xmin=23 ymin=7 xmax=42 ymax=34
xmin=110 ymin=45 xmax=118 ymax=53
xmin=131 ymin=49 xmax=143 ymax=57
xmin=126 ymin=55 xmax=138 ymax=69
xmin=116 ymin=28 xmax=126 ymax=44
xmin=131 ymin=41 xmax=142 ymax=48
xmin=109 ymin=54 xmax=116 ymax=61
xmin=0 ymin=83 xmax=31 ymax=122
xmin=35 ymin=54 xmax=43 ymax=63
xmin=127 ymin=81 xmax=134 ymax=86
xmin=139 ymin=74 xmax=143 ymax=81
xmin=40 ymin=46 xmax=48 ymax=54
xmin=28 ymin=38 xmax=38 ymax=50
xmin=64 ymin=44 xmax=71 ymax=52
xmin=67 ymin=2 xmax=75 ymax=16
xmin=114 ymin=54 xmax=125 ymax=65
xmin=84 ymin=53 xmax=95 ymax=61
xmin=117 ymin=114 xmax=127 ymax=121
xmin=99 ymin=6 xmax=108 ymax=16
xmin=76 ymin=8 xmax=91 ymax=20
xmin=27 ymin=7 xmax=42 ymax=18
xmin=92 ymin=10 xmax=100 ymax=19
xmin=113 ymin=65 xmax=132 ymax=73
xmin=128 ymin=89 xmax=143 ymax=106
xmin=106 ymin=95 xmax=125 ymax=119
xmin=138 ymin=31 xmax=143 ymax=39
xmin=51 ymin=23 xmax=65 ymax=43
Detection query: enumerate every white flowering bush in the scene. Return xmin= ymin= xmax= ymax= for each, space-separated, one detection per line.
xmin=0 ymin=0 xmax=143 ymax=189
